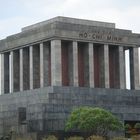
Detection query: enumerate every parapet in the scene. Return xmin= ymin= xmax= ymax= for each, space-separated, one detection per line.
xmin=22 ymin=16 xmax=115 ymax=31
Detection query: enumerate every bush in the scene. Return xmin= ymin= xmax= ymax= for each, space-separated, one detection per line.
xmin=66 ymin=136 xmax=84 ymax=140
xmin=42 ymin=135 xmax=58 ymax=140
xmin=124 ymin=124 xmax=131 ymax=130
xmin=134 ymin=123 xmax=140 ymax=129
xmin=86 ymin=135 xmax=105 ymax=140
xmin=112 ymin=137 xmax=127 ymax=140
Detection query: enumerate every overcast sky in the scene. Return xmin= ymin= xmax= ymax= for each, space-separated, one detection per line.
xmin=0 ymin=0 xmax=140 ymax=39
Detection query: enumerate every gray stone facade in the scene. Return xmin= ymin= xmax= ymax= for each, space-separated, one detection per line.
xmin=0 ymin=16 xmax=140 ymax=137
xmin=0 ymin=87 xmax=140 ymax=136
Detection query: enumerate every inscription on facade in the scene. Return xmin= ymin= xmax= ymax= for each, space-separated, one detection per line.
xmin=79 ymin=32 xmax=123 ymax=42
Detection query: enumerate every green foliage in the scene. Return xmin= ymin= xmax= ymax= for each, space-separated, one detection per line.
xmin=134 ymin=123 xmax=140 ymax=129
xmin=66 ymin=136 xmax=84 ymax=140
xmin=86 ymin=135 xmax=105 ymax=140
xmin=65 ymin=107 xmax=123 ymax=137
xmin=124 ymin=124 xmax=131 ymax=130
xmin=111 ymin=137 xmax=127 ymax=140
xmin=42 ymin=135 xmax=58 ymax=140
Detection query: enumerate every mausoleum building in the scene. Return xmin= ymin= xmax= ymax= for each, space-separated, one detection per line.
xmin=0 ymin=16 xmax=140 ymax=136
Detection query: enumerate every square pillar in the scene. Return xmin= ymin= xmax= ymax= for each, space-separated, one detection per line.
xmin=29 ymin=46 xmax=33 ymax=90
xmin=104 ymin=44 xmax=110 ymax=88
xmin=69 ymin=41 xmax=78 ymax=86
xmin=20 ymin=49 xmax=23 ymax=91
xmin=40 ymin=42 xmax=51 ymax=87
xmin=10 ymin=51 xmax=13 ymax=93
xmin=40 ymin=43 xmax=44 ymax=88
xmin=119 ymin=46 xmax=126 ymax=89
xmin=51 ymin=40 xmax=62 ymax=86
xmin=88 ymin=43 xmax=94 ymax=88
xmin=130 ymin=47 xmax=140 ymax=90
xmin=1 ymin=54 xmax=4 ymax=94
xmin=72 ymin=41 xmax=78 ymax=86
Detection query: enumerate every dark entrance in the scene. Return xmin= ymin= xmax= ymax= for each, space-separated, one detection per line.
xmin=125 ymin=121 xmax=140 ymax=137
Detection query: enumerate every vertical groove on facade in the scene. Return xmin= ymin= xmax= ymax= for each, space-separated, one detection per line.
xmin=48 ymin=45 xmax=51 ymax=86
xmin=99 ymin=45 xmax=105 ymax=88
xmin=43 ymin=42 xmax=51 ymax=86
xmin=109 ymin=46 xmax=119 ymax=88
xmin=78 ymin=43 xmax=85 ymax=87
xmin=13 ymin=50 xmax=20 ymax=92
xmin=94 ymin=44 xmax=100 ymax=87
xmin=61 ymin=42 xmax=69 ymax=86
xmin=33 ymin=45 xmax=40 ymax=89
xmin=4 ymin=53 xmax=10 ymax=93
xmin=83 ymin=43 xmax=89 ymax=87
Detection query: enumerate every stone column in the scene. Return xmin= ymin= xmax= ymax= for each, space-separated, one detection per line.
xmin=1 ymin=54 xmax=4 ymax=94
xmin=20 ymin=49 xmax=23 ymax=91
xmin=119 ymin=46 xmax=125 ymax=89
xmin=40 ymin=43 xmax=44 ymax=88
xmin=104 ymin=44 xmax=110 ymax=88
xmin=69 ymin=41 xmax=78 ymax=86
xmin=10 ymin=51 xmax=14 ymax=93
xmin=51 ymin=40 xmax=62 ymax=86
xmin=29 ymin=46 xmax=33 ymax=90
xmin=1 ymin=53 xmax=10 ymax=94
xmin=88 ymin=43 xmax=94 ymax=87
xmin=39 ymin=42 xmax=51 ymax=87
xmin=73 ymin=41 xmax=78 ymax=86
xmin=130 ymin=47 xmax=140 ymax=90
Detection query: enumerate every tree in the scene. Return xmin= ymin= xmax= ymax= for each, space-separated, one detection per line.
xmin=65 ymin=107 xmax=123 ymax=137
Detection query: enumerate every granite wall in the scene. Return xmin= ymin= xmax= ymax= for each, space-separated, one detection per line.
xmin=0 ymin=86 xmax=140 ymax=136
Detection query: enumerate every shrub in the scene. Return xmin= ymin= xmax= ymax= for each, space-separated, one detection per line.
xmin=124 ymin=124 xmax=131 ymax=130
xmin=66 ymin=136 xmax=84 ymax=140
xmin=42 ymin=135 xmax=58 ymax=140
xmin=134 ymin=123 xmax=140 ymax=129
xmin=86 ymin=135 xmax=105 ymax=140
xmin=112 ymin=137 xmax=127 ymax=140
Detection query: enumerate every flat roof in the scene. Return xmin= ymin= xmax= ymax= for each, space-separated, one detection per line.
xmin=22 ymin=16 xmax=115 ymax=31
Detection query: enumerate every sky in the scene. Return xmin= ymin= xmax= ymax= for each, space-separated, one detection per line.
xmin=0 ymin=0 xmax=140 ymax=39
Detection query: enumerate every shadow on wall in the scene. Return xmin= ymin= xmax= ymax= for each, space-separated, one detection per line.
xmin=12 ymin=132 xmax=37 ymax=140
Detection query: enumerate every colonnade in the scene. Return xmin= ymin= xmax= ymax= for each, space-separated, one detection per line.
xmin=0 ymin=40 xmax=139 ymax=94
